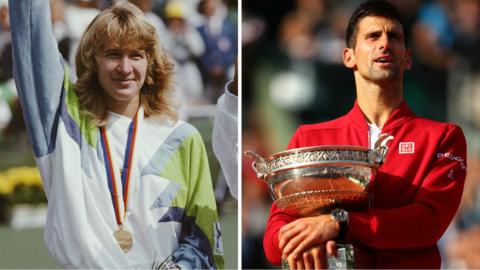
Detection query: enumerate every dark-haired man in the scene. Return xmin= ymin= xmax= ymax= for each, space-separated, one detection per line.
xmin=263 ymin=1 xmax=467 ymax=268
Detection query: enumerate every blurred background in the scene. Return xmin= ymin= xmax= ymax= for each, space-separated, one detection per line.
xmin=242 ymin=0 xmax=480 ymax=268
xmin=0 ymin=0 xmax=237 ymax=268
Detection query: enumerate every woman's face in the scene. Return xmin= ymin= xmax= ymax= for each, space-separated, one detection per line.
xmin=95 ymin=46 xmax=148 ymax=111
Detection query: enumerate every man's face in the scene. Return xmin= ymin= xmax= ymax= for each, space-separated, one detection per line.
xmin=96 ymin=46 xmax=147 ymax=108
xmin=344 ymin=16 xmax=411 ymax=84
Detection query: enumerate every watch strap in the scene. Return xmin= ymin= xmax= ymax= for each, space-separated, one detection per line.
xmin=331 ymin=208 xmax=349 ymax=241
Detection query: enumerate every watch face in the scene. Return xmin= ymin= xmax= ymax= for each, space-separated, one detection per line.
xmin=333 ymin=208 xmax=348 ymax=223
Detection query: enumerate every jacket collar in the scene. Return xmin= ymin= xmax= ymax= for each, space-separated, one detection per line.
xmin=347 ymin=100 xmax=415 ymax=132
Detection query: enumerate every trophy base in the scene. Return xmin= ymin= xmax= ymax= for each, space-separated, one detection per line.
xmin=327 ymin=244 xmax=354 ymax=269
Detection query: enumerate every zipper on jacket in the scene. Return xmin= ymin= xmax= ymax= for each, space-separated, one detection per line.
xmin=366 ymin=123 xmax=373 ymax=149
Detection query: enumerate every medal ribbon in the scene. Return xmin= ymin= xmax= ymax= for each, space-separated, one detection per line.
xmin=100 ymin=112 xmax=139 ymax=226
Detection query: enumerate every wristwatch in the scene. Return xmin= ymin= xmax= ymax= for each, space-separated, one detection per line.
xmin=331 ymin=208 xmax=349 ymax=241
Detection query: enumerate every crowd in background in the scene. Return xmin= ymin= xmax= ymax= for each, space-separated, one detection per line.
xmin=243 ymin=0 xmax=480 ymax=268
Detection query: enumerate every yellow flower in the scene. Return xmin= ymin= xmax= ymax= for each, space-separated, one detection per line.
xmin=0 ymin=173 xmax=15 ymax=195
xmin=5 ymin=166 xmax=42 ymax=187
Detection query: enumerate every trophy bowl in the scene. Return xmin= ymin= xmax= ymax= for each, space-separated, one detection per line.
xmin=246 ymin=145 xmax=385 ymax=216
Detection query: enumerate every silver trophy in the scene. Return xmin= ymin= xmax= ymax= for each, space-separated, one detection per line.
xmin=246 ymin=135 xmax=393 ymax=269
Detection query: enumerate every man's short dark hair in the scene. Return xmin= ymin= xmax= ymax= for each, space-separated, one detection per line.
xmin=346 ymin=0 xmax=406 ymax=48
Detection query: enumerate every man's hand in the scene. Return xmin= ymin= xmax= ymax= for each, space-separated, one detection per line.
xmin=279 ymin=215 xmax=340 ymax=260
xmin=285 ymin=242 xmax=337 ymax=269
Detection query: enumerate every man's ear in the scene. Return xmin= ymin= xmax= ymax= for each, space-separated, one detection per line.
xmin=343 ymin=47 xmax=355 ymax=69
xmin=405 ymin=49 xmax=413 ymax=70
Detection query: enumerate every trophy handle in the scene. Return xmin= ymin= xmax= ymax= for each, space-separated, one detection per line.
xmin=244 ymin=151 xmax=268 ymax=181
xmin=368 ymin=133 xmax=394 ymax=165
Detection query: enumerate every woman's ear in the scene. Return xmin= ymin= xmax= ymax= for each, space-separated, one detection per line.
xmin=343 ymin=47 xmax=355 ymax=69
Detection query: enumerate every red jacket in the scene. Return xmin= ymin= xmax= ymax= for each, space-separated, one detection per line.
xmin=263 ymin=101 xmax=467 ymax=268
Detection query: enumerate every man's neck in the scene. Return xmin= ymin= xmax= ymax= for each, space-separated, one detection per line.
xmin=355 ymin=80 xmax=403 ymax=127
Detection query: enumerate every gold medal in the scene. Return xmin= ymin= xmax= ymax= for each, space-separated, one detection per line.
xmin=100 ymin=110 xmax=142 ymax=254
xmin=114 ymin=226 xmax=134 ymax=253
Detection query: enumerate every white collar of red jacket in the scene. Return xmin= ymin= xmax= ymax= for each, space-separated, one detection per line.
xmin=347 ymin=100 xmax=416 ymax=133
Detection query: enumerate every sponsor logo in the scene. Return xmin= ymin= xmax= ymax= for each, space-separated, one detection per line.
xmin=399 ymin=142 xmax=415 ymax=154
xmin=437 ymin=152 xmax=467 ymax=170
xmin=448 ymin=169 xmax=454 ymax=180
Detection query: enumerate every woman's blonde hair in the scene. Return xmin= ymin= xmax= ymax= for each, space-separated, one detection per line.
xmin=75 ymin=1 xmax=176 ymax=126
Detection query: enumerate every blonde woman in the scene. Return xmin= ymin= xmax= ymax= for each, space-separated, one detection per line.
xmin=9 ymin=0 xmax=224 ymax=268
